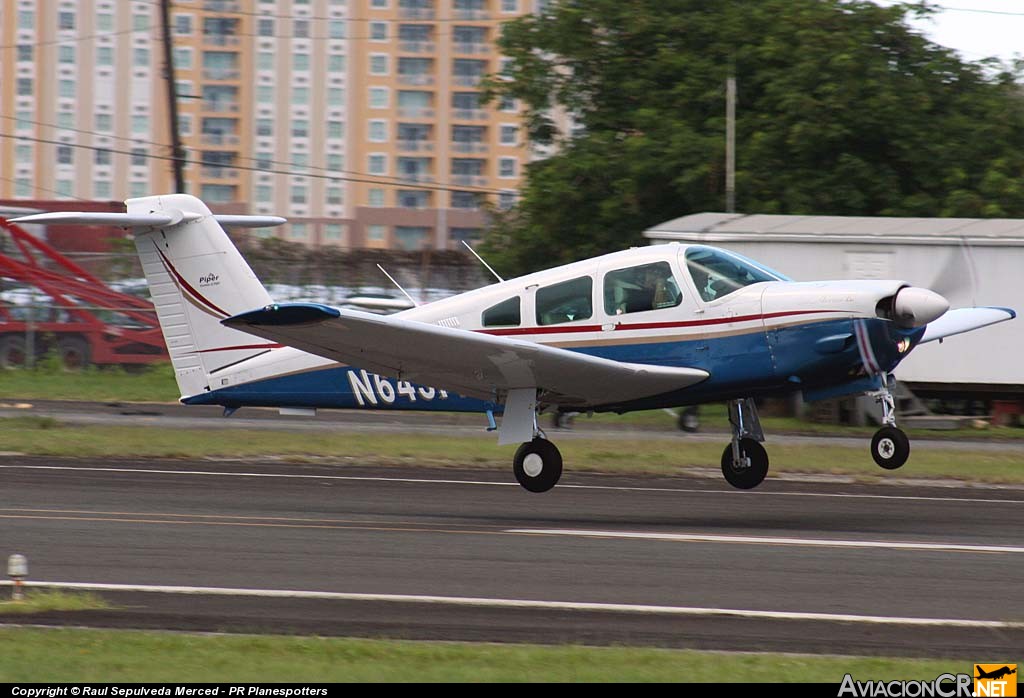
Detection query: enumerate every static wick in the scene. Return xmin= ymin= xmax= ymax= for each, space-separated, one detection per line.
xmin=7 ymin=554 xmax=27 ymax=601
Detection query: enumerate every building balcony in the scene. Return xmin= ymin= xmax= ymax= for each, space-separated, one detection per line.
xmin=453 ymin=9 xmax=487 ymax=20
xmin=453 ymin=75 xmax=482 ymax=87
xmin=451 ymin=175 xmax=486 ymax=187
xmin=201 ymin=166 xmax=239 ymax=179
xmin=398 ymin=107 xmax=434 ymax=119
xmin=204 ymin=0 xmax=241 ymax=11
xmin=398 ymin=173 xmax=434 ymax=183
xmin=452 ymin=109 xmax=488 ymax=121
xmin=397 ymin=140 xmax=434 ymax=152
xmin=452 ymin=43 xmax=489 ymax=55
xmin=201 ymin=101 xmax=240 ymax=113
xmin=200 ymin=133 xmax=240 ymax=145
xmin=203 ymin=69 xmax=240 ymax=81
xmin=399 ymin=8 xmax=435 ymax=19
xmin=452 ymin=142 xmax=487 ymax=153
xmin=399 ymin=41 xmax=435 ymax=54
xmin=202 ymin=34 xmax=240 ymax=47
xmin=398 ymin=74 xmax=435 ymax=86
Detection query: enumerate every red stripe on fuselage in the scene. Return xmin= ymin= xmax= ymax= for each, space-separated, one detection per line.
xmin=478 ymin=309 xmax=842 ymax=337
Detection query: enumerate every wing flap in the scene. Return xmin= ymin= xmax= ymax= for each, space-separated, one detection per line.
xmin=224 ymin=303 xmax=709 ymax=406
xmin=919 ymin=307 xmax=1016 ymax=344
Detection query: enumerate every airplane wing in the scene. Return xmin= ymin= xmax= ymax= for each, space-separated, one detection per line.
xmin=919 ymin=307 xmax=1016 ymax=344
xmin=223 ymin=303 xmax=709 ymax=407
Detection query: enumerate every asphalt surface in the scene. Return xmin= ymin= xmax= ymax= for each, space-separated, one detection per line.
xmin=1 ymin=455 xmax=1023 ymax=657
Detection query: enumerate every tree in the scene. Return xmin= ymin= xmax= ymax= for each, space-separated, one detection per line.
xmin=483 ymin=0 xmax=1024 ymax=276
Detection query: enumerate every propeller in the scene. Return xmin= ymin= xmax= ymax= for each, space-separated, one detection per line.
xmin=927 ymin=239 xmax=978 ymax=307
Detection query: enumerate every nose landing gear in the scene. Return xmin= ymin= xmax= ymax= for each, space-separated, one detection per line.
xmin=868 ymin=377 xmax=910 ymax=470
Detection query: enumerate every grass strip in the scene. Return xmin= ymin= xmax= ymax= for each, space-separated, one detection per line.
xmin=2 ymin=417 xmax=1023 ymax=483
xmin=0 ymin=589 xmax=110 ymax=615
xmin=0 ymin=627 xmax=969 ymax=682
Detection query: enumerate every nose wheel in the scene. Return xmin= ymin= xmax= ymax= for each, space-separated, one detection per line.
xmin=871 ymin=426 xmax=910 ymax=470
xmin=513 ymin=437 xmax=563 ymax=493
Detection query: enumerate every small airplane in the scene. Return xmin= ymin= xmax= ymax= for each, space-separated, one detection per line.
xmin=976 ymin=666 xmax=1017 ymax=681
xmin=14 ymin=194 xmax=1016 ymax=491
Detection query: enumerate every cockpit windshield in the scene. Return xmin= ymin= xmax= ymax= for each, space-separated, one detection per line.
xmin=684 ymin=246 xmax=785 ymax=302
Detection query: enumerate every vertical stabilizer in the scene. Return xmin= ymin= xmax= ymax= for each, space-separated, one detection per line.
xmin=128 ymin=195 xmax=274 ymax=399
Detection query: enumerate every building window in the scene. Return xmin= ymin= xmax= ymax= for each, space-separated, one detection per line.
xmin=132 ymin=115 xmax=149 ymax=134
xmin=368 ymin=120 xmax=387 ymax=142
xmin=97 ymin=14 xmax=113 ymax=31
xmin=292 ymin=119 xmax=309 ymax=138
xmin=16 ymin=45 xmax=32 ymax=62
xmin=370 ymin=54 xmax=388 ymax=75
xmin=368 ymin=189 xmax=385 ymax=206
xmin=294 ymin=20 xmax=310 ymax=38
xmin=257 ymin=18 xmax=274 ymax=36
xmin=450 ymin=227 xmax=482 ymax=242
xmin=368 ymin=154 xmax=386 ymax=175
xmin=59 ymin=80 xmax=76 ymax=99
xmin=16 ymin=78 xmax=33 ymax=97
xmin=369 ymin=87 xmax=389 ymax=108
xmin=134 ymin=48 xmax=151 ymax=67
xmin=501 ymin=0 xmax=518 ymax=12
xmin=59 ymin=46 xmax=75 ymax=64
xmin=292 ymin=87 xmax=310 ymax=105
xmin=329 ymin=21 xmax=346 ymax=39
xmin=56 ymin=180 xmax=74 ymax=198
xmin=97 ymin=46 xmax=114 ymax=66
xmin=96 ymin=114 xmax=113 ymax=131
xmin=500 ymin=125 xmax=517 ymax=146
xmin=95 ymin=149 xmax=113 ymax=166
xmin=324 ymin=224 xmax=345 ymax=242
xmin=327 ymin=187 xmax=344 ymax=204
xmin=131 ymin=149 xmax=147 ymax=167
xmin=327 ymin=154 xmax=344 ymax=171
xmin=15 ymin=145 xmax=32 ymax=163
xmin=397 ymin=190 xmax=429 ymax=208
xmin=499 ymin=157 xmax=517 ymax=178
xmin=366 ymin=225 xmax=386 ymax=242
xmin=394 ymin=226 xmax=429 ymax=250
xmin=327 ymin=121 xmax=344 ymax=138
xmin=174 ymin=14 xmax=193 ymax=35
xmin=328 ymin=54 xmax=345 ymax=72
xmin=257 ymin=51 xmax=274 ymax=70
xmin=451 ymin=191 xmax=480 ymax=209
xmin=95 ymin=180 xmax=112 ymax=199
xmin=370 ymin=22 xmax=388 ymax=40
xmin=291 ymin=186 xmax=307 ymax=204
xmin=328 ymin=88 xmax=345 ymax=107
xmin=294 ymin=53 xmax=310 ymax=71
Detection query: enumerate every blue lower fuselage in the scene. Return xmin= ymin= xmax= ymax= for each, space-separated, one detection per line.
xmin=183 ymin=318 xmax=922 ymax=414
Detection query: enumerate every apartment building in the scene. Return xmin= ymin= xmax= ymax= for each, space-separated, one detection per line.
xmin=0 ymin=0 xmax=537 ymax=249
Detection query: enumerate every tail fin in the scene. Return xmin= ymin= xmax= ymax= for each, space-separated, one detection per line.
xmin=12 ymin=194 xmax=285 ymax=400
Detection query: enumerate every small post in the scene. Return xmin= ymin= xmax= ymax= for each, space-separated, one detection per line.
xmin=7 ymin=554 xmax=27 ymax=601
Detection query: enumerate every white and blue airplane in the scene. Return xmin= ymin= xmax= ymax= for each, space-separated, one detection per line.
xmin=14 ymin=195 xmax=1016 ymax=491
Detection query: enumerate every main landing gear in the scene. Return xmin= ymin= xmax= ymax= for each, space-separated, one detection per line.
xmin=721 ymin=398 xmax=769 ymax=489
xmin=868 ymin=379 xmax=910 ymax=470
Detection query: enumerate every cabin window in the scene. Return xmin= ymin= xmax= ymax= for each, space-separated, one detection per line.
xmin=604 ymin=261 xmax=682 ymax=315
xmin=482 ymin=297 xmax=521 ymax=327
xmin=685 ymin=246 xmax=777 ymax=302
xmin=536 ymin=276 xmax=593 ymax=326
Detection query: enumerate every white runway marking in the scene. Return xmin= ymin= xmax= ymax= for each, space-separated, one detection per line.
xmin=2 ymin=464 xmax=1023 ymax=504
xmin=506 ymin=529 xmax=1024 ymax=554
xmin=0 ymin=580 xmax=1018 ymax=629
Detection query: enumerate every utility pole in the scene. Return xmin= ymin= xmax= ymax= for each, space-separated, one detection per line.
xmin=160 ymin=0 xmax=186 ymax=193
xmin=726 ymin=76 xmax=736 ymax=213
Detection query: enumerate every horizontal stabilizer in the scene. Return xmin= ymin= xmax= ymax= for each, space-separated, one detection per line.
xmin=10 ymin=211 xmax=286 ymax=229
xmin=919 ymin=307 xmax=1016 ymax=344
xmin=225 ymin=302 xmax=710 ymax=407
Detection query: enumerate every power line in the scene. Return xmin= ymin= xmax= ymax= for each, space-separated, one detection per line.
xmin=0 ymin=132 xmax=521 ymax=199
xmin=0 ymin=111 xmax=523 ymax=197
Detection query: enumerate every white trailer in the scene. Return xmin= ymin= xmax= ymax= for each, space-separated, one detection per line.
xmin=645 ymin=213 xmax=1023 ymax=395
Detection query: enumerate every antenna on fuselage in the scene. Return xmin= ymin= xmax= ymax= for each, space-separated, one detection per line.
xmin=461 ymin=241 xmax=504 ymax=283
xmin=376 ymin=264 xmax=420 ymax=308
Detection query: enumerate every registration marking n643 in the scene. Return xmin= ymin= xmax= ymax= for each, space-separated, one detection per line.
xmin=506 ymin=529 xmax=1024 ymax=554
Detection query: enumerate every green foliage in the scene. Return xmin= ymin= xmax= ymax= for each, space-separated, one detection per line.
xmin=0 ymin=628 xmax=963 ymax=682
xmin=483 ymin=0 xmax=1024 ymax=275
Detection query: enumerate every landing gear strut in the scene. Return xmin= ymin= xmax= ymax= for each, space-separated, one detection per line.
xmin=868 ymin=377 xmax=910 ymax=470
xmin=721 ymin=398 xmax=769 ymax=489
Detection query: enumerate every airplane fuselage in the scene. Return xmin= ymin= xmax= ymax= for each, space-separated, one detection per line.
xmin=185 ymin=245 xmax=923 ymax=414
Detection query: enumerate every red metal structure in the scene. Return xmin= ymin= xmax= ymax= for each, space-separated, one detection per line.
xmin=0 ymin=217 xmax=168 ymax=369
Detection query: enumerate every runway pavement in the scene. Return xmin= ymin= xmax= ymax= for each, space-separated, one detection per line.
xmin=1 ymin=455 xmax=1022 ymax=657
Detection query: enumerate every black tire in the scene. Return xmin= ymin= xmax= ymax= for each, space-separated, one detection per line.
xmin=720 ymin=438 xmax=769 ymax=489
xmin=513 ymin=438 xmax=563 ymax=493
xmin=57 ymin=336 xmax=91 ymax=371
xmin=0 ymin=336 xmax=28 ymax=370
xmin=871 ymin=426 xmax=910 ymax=470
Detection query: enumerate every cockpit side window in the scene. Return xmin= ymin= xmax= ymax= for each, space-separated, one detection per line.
xmin=685 ymin=246 xmax=777 ymax=302
xmin=603 ymin=262 xmax=682 ymax=315
xmin=482 ymin=297 xmax=521 ymax=327
xmin=536 ymin=276 xmax=593 ymax=326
